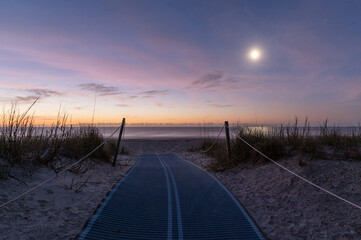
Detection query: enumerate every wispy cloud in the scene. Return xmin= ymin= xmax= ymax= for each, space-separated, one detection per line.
xmin=27 ymin=88 xmax=61 ymax=97
xmin=0 ymin=29 xmax=207 ymax=89
xmin=139 ymin=89 xmax=169 ymax=98
xmin=15 ymin=95 xmax=40 ymax=102
xmin=191 ymin=71 xmax=224 ymax=89
xmin=78 ymin=83 xmax=121 ymax=96
xmin=188 ymin=71 xmax=260 ymax=92
xmin=13 ymin=88 xmax=61 ymax=102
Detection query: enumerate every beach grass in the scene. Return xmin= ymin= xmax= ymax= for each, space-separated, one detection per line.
xmin=200 ymin=118 xmax=361 ymax=171
xmin=0 ymin=101 xmax=115 ymax=176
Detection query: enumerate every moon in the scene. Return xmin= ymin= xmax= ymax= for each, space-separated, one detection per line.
xmin=249 ymin=48 xmax=261 ymax=61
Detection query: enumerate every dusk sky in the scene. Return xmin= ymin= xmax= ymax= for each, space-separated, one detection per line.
xmin=1 ymin=0 xmax=360 ymax=126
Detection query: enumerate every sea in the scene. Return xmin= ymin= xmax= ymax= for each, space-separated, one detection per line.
xmin=98 ymin=126 xmax=226 ymax=139
xmin=98 ymin=125 xmax=361 ymax=140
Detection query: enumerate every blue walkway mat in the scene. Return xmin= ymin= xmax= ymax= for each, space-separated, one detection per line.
xmin=78 ymin=153 xmax=264 ymax=240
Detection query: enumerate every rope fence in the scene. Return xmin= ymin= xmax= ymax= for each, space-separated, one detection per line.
xmin=223 ymin=124 xmax=361 ymax=210
xmin=201 ymin=124 xmax=225 ymax=153
xmin=0 ymin=125 xmax=122 ymax=209
xmin=3 ymin=121 xmax=360 ymax=212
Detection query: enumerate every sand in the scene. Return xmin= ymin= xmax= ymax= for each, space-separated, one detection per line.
xmin=0 ymin=155 xmax=136 ymax=240
xmin=184 ymin=153 xmax=361 ymax=239
xmin=1 ymin=138 xmax=361 ymax=239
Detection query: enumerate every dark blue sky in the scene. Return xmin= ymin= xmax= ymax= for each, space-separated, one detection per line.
xmin=0 ymin=0 xmax=360 ymax=124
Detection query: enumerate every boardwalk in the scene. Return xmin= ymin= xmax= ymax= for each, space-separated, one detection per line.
xmin=79 ymin=153 xmax=264 ymax=240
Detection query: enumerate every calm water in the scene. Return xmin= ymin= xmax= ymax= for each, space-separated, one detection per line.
xmin=98 ymin=126 xmax=361 ymax=140
xmin=100 ymin=126 xmax=361 ymax=139
xmin=98 ymin=127 xmax=226 ymax=139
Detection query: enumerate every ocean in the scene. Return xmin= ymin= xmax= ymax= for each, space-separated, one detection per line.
xmin=98 ymin=126 xmax=226 ymax=139
xmin=98 ymin=125 xmax=361 ymax=140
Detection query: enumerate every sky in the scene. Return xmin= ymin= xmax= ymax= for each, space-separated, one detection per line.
xmin=0 ymin=0 xmax=361 ymax=126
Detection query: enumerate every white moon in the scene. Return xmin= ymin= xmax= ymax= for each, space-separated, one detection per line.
xmin=249 ymin=49 xmax=261 ymax=61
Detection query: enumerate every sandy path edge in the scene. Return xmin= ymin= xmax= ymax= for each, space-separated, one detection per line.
xmin=75 ymin=156 xmax=140 ymax=239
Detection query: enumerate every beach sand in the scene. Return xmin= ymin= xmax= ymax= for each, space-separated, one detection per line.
xmin=182 ymin=152 xmax=361 ymax=239
xmin=0 ymin=155 xmax=136 ymax=240
xmin=1 ymin=138 xmax=361 ymax=239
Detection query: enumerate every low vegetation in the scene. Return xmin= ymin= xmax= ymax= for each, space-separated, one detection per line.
xmin=0 ymin=100 xmax=116 ymax=178
xmin=199 ymin=118 xmax=361 ymax=171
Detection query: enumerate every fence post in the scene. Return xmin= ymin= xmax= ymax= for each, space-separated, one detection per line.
xmin=113 ymin=118 xmax=126 ymax=167
xmin=225 ymin=121 xmax=232 ymax=161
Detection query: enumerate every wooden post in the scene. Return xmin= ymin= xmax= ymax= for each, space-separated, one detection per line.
xmin=225 ymin=121 xmax=232 ymax=161
xmin=112 ymin=118 xmax=125 ymax=167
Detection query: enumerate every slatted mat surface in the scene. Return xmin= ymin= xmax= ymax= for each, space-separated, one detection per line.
xmin=78 ymin=153 xmax=264 ymax=240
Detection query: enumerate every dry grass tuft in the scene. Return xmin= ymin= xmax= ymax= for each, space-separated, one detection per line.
xmin=199 ymin=117 xmax=361 ymax=171
xmin=0 ymin=100 xmax=116 ymax=175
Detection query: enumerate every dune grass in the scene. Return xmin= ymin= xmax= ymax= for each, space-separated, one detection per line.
xmin=0 ymin=101 xmax=116 ymax=177
xmin=199 ymin=118 xmax=361 ymax=171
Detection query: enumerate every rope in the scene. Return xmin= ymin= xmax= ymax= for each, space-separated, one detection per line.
xmin=0 ymin=125 xmax=122 ymax=209
xmin=201 ymin=125 xmax=225 ymax=153
xmin=229 ymin=125 xmax=361 ymax=210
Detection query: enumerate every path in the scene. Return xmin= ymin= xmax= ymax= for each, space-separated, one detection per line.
xmin=78 ymin=153 xmax=264 ymax=240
